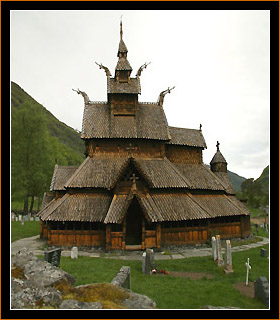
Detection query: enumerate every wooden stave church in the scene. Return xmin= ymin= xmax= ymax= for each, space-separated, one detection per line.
xmin=38 ymin=22 xmax=251 ymax=250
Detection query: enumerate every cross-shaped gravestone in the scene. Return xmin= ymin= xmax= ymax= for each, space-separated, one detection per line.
xmin=126 ymin=143 xmax=136 ymax=158
xmin=245 ymin=258 xmax=251 ymax=286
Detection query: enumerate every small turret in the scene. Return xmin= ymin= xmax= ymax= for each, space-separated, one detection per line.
xmin=210 ymin=141 xmax=227 ymax=173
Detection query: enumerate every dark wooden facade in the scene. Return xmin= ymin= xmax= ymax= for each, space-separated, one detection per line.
xmin=38 ymin=22 xmax=251 ymax=250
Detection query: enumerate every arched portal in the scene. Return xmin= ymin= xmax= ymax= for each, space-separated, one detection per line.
xmin=125 ymin=197 xmax=143 ymax=245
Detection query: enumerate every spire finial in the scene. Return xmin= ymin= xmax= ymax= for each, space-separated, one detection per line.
xmin=216 ymin=141 xmax=220 ymax=151
xmin=120 ymin=15 xmax=123 ymax=40
xmin=199 ymin=124 xmax=202 ymax=131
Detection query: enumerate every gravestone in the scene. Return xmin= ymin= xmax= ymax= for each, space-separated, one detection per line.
xmin=216 ymin=235 xmax=224 ymax=266
xmin=35 ymin=217 xmax=40 ymax=221
xmin=142 ymin=252 xmax=146 ymax=273
xmin=23 ymin=216 xmax=28 ymax=222
xmin=211 ymin=236 xmax=217 ymax=261
xmin=30 ymin=217 xmax=34 ymax=221
xmin=224 ymin=240 xmax=233 ymax=273
xmin=71 ymin=247 xmax=78 ymax=259
xmin=15 ymin=217 xmax=18 ymax=222
xmin=245 ymin=258 xmax=251 ymax=286
xmin=44 ymin=248 xmax=61 ymax=267
xmin=19 ymin=215 xmax=22 ymax=221
xmin=260 ymin=248 xmax=267 ymax=257
xmin=111 ymin=266 xmax=131 ymax=289
xmin=254 ymin=277 xmax=269 ymax=307
xmin=21 ymin=221 xmax=24 ymax=226
xmin=144 ymin=249 xmax=155 ymax=274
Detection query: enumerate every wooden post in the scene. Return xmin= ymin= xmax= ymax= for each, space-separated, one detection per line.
xmin=240 ymin=216 xmax=244 ymax=238
xmin=106 ymin=224 xmax=111 ymax=251
xmin=156 ymin=223 xmax=161 ymax=249
xmin=142 ymin=218 xmax=146 ymax=250
xmin=122 ymin=219 xmax=126 ymax=250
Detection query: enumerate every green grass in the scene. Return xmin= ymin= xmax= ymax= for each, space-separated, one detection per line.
xmin=58 ymin=244 xmax=269 ymax=309
xmin=11 ymin=221 xmax=40 ymax=242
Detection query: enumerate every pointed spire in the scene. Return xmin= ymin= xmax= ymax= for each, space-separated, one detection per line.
xmin=120 ymin=16 xmax=123 ymax=41
xmin=210 ymin=141 xmax=227 ymax=173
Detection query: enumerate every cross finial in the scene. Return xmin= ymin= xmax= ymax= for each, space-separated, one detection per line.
xmin=199 ymin=124 xmax=202 ymax=131
xmin=126 ymin=143 xmax=136 ymax=158
xmin=216 ymin=141 xmax=220 ymax=151
xmin=120 ymin=15 xmax=123 ymax=40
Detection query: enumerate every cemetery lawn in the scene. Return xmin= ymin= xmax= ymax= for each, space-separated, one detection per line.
xmin=11 ymin=221 xmax=40 ymax=242
xmin=59 ymin=244 xmax=269 ymax=309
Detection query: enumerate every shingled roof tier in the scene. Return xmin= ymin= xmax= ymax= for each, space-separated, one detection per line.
xmin=50 ymin=165 xmax=79 ymax=191
xmin=38 ymin=192 xmax=112 ymax=222
xmin=107 ymin=78 xmax=140 ymax=94
xmin=167 ymin=127 xmax=207 ymax=148
xmin=64 ymin=157 xmax=129 ymax=189
xmin=60 ymin=157 xmax=231 ymax=192
xmin=81 ymin=102 xmax=171 ymax=140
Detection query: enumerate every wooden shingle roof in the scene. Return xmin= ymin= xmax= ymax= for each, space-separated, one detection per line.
xmin=50 ymin=165 xmax=79 ymax=191
xmin=65 ymin=156 xmax=129 ymax=189
xmin=38 ymin=193 xmax=112 ymax=222
xmin=167 ymin=127 xmax=207 ymax=148
xmin=190 ymin=194 xmax=250 ymax=217
xmin=133 ymin=158 xmax=190 ymax=188
xmin=108 ymin=78 xmax=140 ymax=94
xmin=172 ymin=163 xmax=227 ymax=191
xmin=104 ymin=193 xmax=133 ymax=224
xmin=81 ymin=102 xmax=171 ymax=140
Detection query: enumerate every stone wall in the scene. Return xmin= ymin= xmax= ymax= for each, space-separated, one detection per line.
xmin=11 ymin=248 xmax=156 ymax=309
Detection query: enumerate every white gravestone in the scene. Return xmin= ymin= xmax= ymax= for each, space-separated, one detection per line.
xmin=245 ymin=258 xmax=251 ymax=286
xmin=216 ymin=235 xmax=224 ymax=266
xmin=142 ymin=252 xmax=146 ymax=273
xmin=224 ymin=240 xmax=233 ymax=273
xmin=18 ymin=215 xmax=22 ymax=221
xmin=211 ymin=236 xmax=217 ymax=261
xmin=71 ymin=247 xmax=78 ymax=259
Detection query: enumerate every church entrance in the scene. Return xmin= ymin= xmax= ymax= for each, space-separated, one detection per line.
xmin=125 ymin=198 xmax=143 ymax=246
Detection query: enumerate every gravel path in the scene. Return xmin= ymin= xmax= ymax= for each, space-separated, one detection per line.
xmin=11 ymin=235 xmax=269 ymax=260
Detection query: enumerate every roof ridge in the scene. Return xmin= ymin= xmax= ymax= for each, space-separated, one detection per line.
xmin=64 ymin=157 xmax=90 ymax=188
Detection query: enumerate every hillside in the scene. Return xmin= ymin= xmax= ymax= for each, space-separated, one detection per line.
xmin=11 ymin=82 xmax=85 ymax=212
xmin=255 ymin=165 xmax=269 ymax=192
xmin=11 ymin=82 xmax=84 ymax=158
xmin=227 ymin=170 xmax=246 ymax=193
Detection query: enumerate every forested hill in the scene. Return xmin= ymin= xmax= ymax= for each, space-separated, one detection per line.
xmin=11 ymin=81 xmax=84 ymax=213
xmin=11 ymin=82 xmax=84 ymax=157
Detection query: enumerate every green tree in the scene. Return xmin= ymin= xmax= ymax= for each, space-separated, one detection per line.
xmin=11 ymin=102 xmax=53 ymax=213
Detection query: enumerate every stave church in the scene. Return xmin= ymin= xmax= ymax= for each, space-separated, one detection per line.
xmin=38 ymin=21 xmax=251 ymax=250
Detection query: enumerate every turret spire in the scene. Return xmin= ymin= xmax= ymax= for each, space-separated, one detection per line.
xmin=120 ymin=16 xmax=123 ymax=41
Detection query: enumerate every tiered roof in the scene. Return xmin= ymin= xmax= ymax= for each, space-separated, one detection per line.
xmin=38 ymin=21 xmax=249 ymax=225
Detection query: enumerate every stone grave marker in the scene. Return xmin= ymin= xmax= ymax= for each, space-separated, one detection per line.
xmin=144 ymin=249 xmax=155 ymax=274
xmin=211 ymin=236 xmax=217 ymax=261
xmin=71 ymin=247 xmax=78 ymax=259
xmin=260 ymin=248 xmax=267 ymax=257
xmin=35 ymin=217 xmax=40 ymax=221
xmin=216 ymin=235 xmax=224 ymax=266
xmin=18 ymin=215 xmax=22 ymax=221
xmin=21 ymin=221 xmax=24 ymax=226
xmin=44 ymin=248 xmax=62 ymax=267
xmin=245 ymin=258 xmax=251 ymax=286
xmin=142 ymin=252 xmax=146 ymax=273
xmin=30 ymin=217 xmax=34 ymax=221
xmin=224 ymin=240 xmax=233 ymax=273
xmin=254 ymin=276 xmax=269 ymax=307
xmin=15 ymin=217 xmax=18 ymax=222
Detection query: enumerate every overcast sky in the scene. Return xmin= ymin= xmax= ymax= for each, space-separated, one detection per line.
xmin=10 ymin=10 xmax=270 ymax=180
